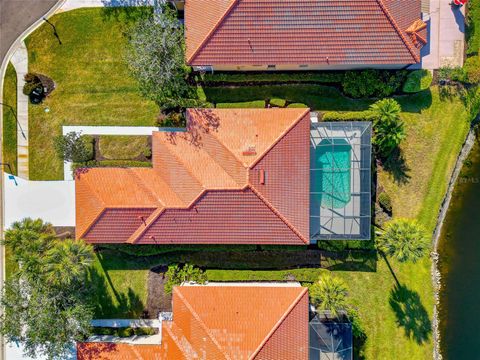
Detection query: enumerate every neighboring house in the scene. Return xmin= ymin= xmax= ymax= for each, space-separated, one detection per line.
xmin=75 ymin=108 xmax=311 ymax=245
xmin=183 ymin=0 xmax=427 ymax=71
xmin=77 ymin=284 xmax=309 ymax=359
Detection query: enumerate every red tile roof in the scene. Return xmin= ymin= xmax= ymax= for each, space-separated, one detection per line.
xmin=185 ymin=0 xmax=424 ymax=66
xmin=75 ymin=108 xmax=310 ymax=244
xmin=77 ymin=285 xmax=309 ymax=360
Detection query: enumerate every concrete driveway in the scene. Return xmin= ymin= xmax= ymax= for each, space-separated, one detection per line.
xmin=3 ymin=173 xmax=75 ymax=229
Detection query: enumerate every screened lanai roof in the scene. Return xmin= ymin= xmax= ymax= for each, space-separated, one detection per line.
xmin=309 ymin=315 xmax=353 ymax=360
xmin=310 ymin=122 xmax=372 ymax=241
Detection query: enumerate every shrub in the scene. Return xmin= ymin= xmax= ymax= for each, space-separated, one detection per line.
xmin=464 ymin=56 xmax=480 ymax=84
xmin=54 ymin=132 xmax=94 ymax=163
xmin=370 ymin=99 xmax=405 ymax=158
xmin=133 ymin=327 xmax=157 ymax=336
xmin=216 ymin=100 xmax=265 ymax=108
xmin=117 ymin=327 xmax=134 ymax=338
xmin=402 ymin=70 xmax=433 ymax=93
xmin=342 ymin=70 xmax=407 ymax=98
xmin=438 ymin=66 xmax=468 ymax=82
xmin=164 ymin=263 xmax=207 ymax=294
xmin=143 ymin=147 xmax=152 ymax=158
xmin=322 ymin=111 xmax=376 ymax=122
xmin=22 ymin=81 xmax=41 ymax=96
xmin=378 ymin=192 xmax=392 ymax=214
xmin=269 ymin=98 xmax=286 ymax=107
xmin=71 ymin=160 xmax=152 ymax=173
xmin=100 ymin=244 xmax=258 ymax=256
xmin=202 ymin=71 xmax=345 ymax=84
xmin=158 ymin=112 xmax=186 ymax=127
xmin=286 ymin=102 xmax=308 ymax=108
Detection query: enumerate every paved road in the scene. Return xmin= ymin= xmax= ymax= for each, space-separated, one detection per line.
xmin=0 ymin=0 xmax=59 ymax=63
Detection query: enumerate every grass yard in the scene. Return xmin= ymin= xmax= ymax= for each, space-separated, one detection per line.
xmin=467 ymin=0 xmax=480 ymax=54
xmin=26 ymin=8 xmax=158 ymax=180
xmin=98 ymin=135 xmax=150 ymax=160
xmin=2 ymin=63 xmax=17 ymax=175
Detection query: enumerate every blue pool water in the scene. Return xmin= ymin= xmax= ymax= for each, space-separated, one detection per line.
xmin=311 ymin=138 xmax=351 ymax=209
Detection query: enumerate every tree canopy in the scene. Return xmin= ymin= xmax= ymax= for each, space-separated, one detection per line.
xmin=376 ymin=218 xmax=429 ymax=263
xmin=164 ymin=263 xmax=207 ymax=294
xmin=126 ymin=7 xmax=197 ymax=110
xmin=0 ymin=218 xmax=94 ymax=359
xmin=309 ymin=273 xmax=349 ymax=318
xmin=370 ymin=98 xmax=406 ymax=158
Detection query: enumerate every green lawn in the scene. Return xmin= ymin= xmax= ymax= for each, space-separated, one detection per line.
xmin=26 ymin=8 xmax=158 ymax=180
xmin=467 ymin=0 xmax=480 ymax=55
xmin=2 ymin=62 xmax=17 ymax=175
xmin=98 ymin=135 xmax=150 ymax=160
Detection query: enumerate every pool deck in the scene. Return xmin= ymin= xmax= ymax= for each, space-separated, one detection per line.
xmin=309 ymin=122 xmax=371 ymax=241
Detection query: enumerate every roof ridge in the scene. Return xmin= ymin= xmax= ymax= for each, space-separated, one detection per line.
xmin=126 ymin=207 xmax=164 ymax=244
xmin=376 ymin=0 xmax=420 ymax=62
xmin=76 ymin=208 xmax=107 ymax=240
xmin=249 ymin=186 xmax=308 ymax=244
xmin=250 ymin=288 xmax=308 ymax=359
xmin=129 ymin=169 xmax=165 ymax=207
xmin=249 ymin=108 xmax=310 ymax=169
xmin=187 ymin=0 xmax=239 ymax=64
xmin=164 ymin=321 xmax=199 ymax=358
xmin=174 ymin=288 xmax=230 ymax=359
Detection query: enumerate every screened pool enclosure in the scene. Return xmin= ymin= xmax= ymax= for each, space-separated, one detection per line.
xmin=310 ymin=122 xmax=372 ymax=241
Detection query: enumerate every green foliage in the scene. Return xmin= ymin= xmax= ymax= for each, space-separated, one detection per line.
xmin=54 ymin=132 xmax=94 ymax=163
xmin=464 ymin=56 xmax=480 ymax=84
xmin=403 ymin=70 xmax=433 ymax=93
xmin=158 ymin=111 xmax=186 ymax=127
xmin=370 ymin=98 xmax=405 ymax=158
xmin=126 ymin=8 xmax=196 ymax=109
xmin=347 ymin=308 xmax=367 ymax=340
xmin=376 ymin=218 xmax=428 ymax=263
xmin=286 ymin=102 xmax=309 ymax=108
xmin=309 ymin=273 xmax=349 ymax=318
xmin=100 ymin=244 xmax=258 ymax=256
xmin=438 ymin=66 xmax=468 ymax=82
xmin=216 ymin=100 xmax=265 ymax=108
xmin=269 ymin=98 xmax=286 ymax=107
xmin=93 ymin=326 xmax=156 ymax=337
xmin=1 ymin=218 xmax=94 ymax=359
xmin=72 ymin=159 xmax=152 ymax=173
xmin=202 ymin=71 xmax=344 ymax=84
xmin=98 ymin=135 xmax=150 ymax=160
xmin=466 ymin=0 xmax=480 ymax=55
xmin=22 ymin=72 xmax=42 ymax=96
xmin=378 ymin=192 xmax=393 ymax=214
xmin=164 ymin=264 xmax=207 ymax=294
xmin=321 ymin=110 xmax=375 ymax=122
xmin=342 ymin=70 xmax=407 ymax=98
xmin=206 ymin=268 xmax=325 ymax=283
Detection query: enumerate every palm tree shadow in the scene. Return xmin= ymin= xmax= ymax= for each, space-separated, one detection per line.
xmin=389 ymin=284 xmax=432 ymax=344
xmin=381 ymin=148 xmax=411 ymax=185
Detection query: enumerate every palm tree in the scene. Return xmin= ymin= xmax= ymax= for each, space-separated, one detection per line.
xmin=309 ymin=273 xmax=349 ymax=319
xmin=370 ymin=98 xmax=406 ymax=157
xmin=45 ymin=239 xmax=94 ymax=287
xmin=376 ymin=218 xmax=428 ymax=263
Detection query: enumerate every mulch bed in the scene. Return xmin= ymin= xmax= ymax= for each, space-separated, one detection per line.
xmin=146 ymin=265 xmax=172 ymax=318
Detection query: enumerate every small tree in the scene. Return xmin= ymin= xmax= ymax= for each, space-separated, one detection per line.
xmin=126 ymin=8 xmax=197 ymax=110
xmin=164 ymin=263 xmax=207 ymax=294
xmin=0 ymin=218 xmax=94 ymax=359
xmin=376 ymin=218 xmax=428 ymax=263
xmin=54 ymin=131 xmax=93 ymax=163
xmin=370 ymin=98 xmax=406 ymax=158
xmin=309 ymin=273 xmax=349 ymax=319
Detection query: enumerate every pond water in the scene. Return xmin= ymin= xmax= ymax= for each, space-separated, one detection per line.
xmin=438 ymin=138 xmax=480 ymax=359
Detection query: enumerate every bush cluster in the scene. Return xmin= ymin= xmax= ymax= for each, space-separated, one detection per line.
xmin=72 ymin=159 xmax=151 ymax=173
xmin=164 ymin=263 xmax=207 ymax=294
xmin=322 ymin=110 xmax=376 ymax=122
xmin=100 ymin=244 xmax=258 ymax=256
xmin=93 ymin=327 xmax=157 ymax=337
xmin=54 ymin=132 xmax=94 ymax=163
xmin=202 ymin=71 xmax=345 ymax=84
xmin=378 ymin=192 xmax=392 ymax=214
xmin=342 ymin=70 xmax=407 ymax=98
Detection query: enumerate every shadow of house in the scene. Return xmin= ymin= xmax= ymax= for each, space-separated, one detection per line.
xmin=389 ymin=284 xmax=432 ymax=344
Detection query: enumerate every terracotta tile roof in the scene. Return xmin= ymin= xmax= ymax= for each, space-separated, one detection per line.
xmin=185 ymin=0 xmax=423 ymax=66
xmin=77 ymin=286 xmax=309 ymax=360
xmin=75 ymin=108 xmax=310 ymax=244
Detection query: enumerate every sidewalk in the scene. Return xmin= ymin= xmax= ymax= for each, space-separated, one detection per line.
xmin=422 ymin=0 xmax=465 ymax=69
xmin=9 ymin=42 xmax=29 ymax=179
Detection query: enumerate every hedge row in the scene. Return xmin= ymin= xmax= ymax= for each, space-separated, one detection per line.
xmin=72 ymin=159 xmax=152 ymax=172
xmin=321 ymin=110 xmax=376 ymax=122
xmin=202 ymin=71 xmax=345 ymax=84
xmin=93 ymin=327 xmax=157 ymax=337
xmin=100 ymin=244 xmax=308 ymax=257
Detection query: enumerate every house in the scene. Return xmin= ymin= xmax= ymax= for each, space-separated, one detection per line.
xmin=75 ymin=108 xmax=311 ymax=245
xmin=77 ymin=284 xmax=309 ymax=359
xmin=184 ymin=0 xmax=427 ymax=71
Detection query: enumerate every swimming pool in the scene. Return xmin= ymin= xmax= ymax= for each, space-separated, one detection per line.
xmin=311 ymin=138 xmax=351 ymax=209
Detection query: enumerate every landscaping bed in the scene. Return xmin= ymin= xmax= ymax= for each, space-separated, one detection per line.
xmin=2 ymin=63 xmax=17 ymax=175
xmin=96 ymin=135 xmax=151 ymax=161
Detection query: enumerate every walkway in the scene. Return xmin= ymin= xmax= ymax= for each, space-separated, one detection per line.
xmin=422 ymin=0 xmax=465 ymax=69
xmin=3 ymin=172 xmax=75 ymax=230
xmin=62 ymin=125 xmax=169 ymax=180
xmin=9 ymin=43 xmax=29 ymax=179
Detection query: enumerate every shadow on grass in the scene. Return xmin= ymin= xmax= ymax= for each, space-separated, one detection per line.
xmin=87 ymin=265 xmax=145 ymax=319
xmin=389 ymin=284 xmax=432 ymax=344
xmin=381 ymin=148 xmax=411 ymax=185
